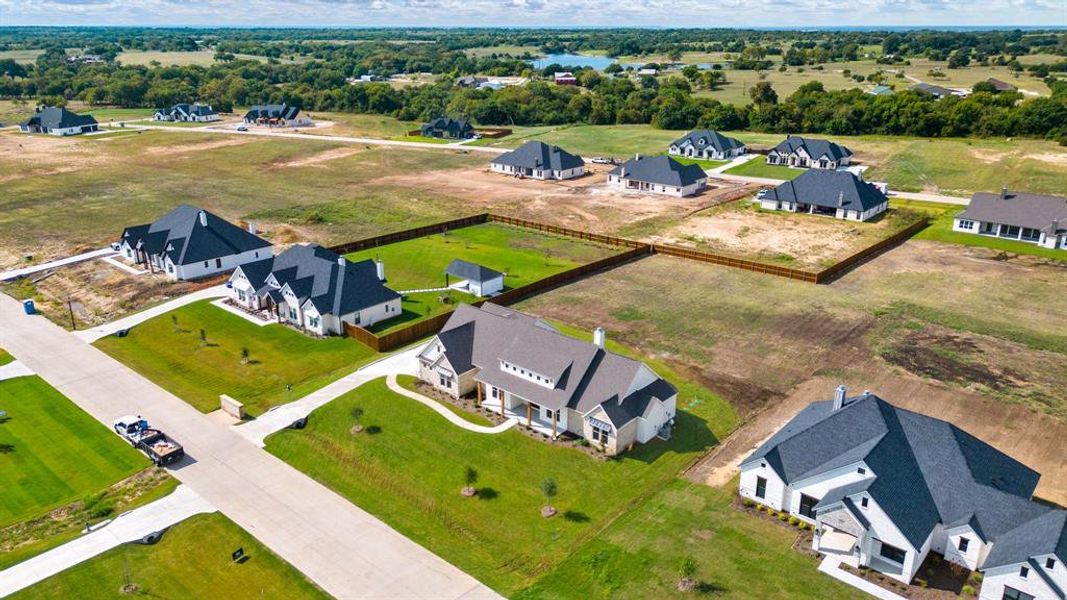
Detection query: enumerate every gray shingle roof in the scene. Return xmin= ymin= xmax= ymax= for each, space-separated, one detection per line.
xmin=912 ymin=83 xmax=958 ymax=97
xmin=984 ymin=510 xmax=1067 ymax=570
xmin=244 ymin=103 xmax=300 ymax=121
xmin=22 ymin=106 xmax=98 ymax=130
xmin=743 ymin=393 xmax=1050 ymax=550
xmin=765 ymin=169 xmax=888 ymax=212
xmin=434 ymin=304 xmax=676 ymax=423
xmin=957 ymin=190 xmax=1067 ymax=234
xmin=670 ymin=129 xmax=745 ymax=154
xmin=609 ymin=155 xmax=707 ymax=188
xmin=121 ymin=204 xmax=271 ymax=266
xmin=421 ymin=117 xmax=473 ymax=137
xmin=445 ymin=259 xmax=504 ymax=285
xmin=158 ymin=103 xmax=217 ymax=118
xmin=491 ymin=141 xmax=584 ymax=172
xmin=772 ymin=136 xmax=852 ymax=161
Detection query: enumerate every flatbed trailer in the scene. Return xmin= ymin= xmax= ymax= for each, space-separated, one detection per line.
xmin=113 ymin=415 xmax=185 ymax=466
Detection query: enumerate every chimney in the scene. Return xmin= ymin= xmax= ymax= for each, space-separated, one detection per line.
xmin=837 ymin=191 xmax=845 ymax=208
xmin=1001 ymin=185 xmax=1009 ymax=200
xmin=635 ymin=153 xmax=640 ymax=161
xmin=832 ymin=385 xmax=847 ymax=411
xmin=198 ymin=210 xmax=208 ymax=227
xmin=376 ymin=258 xmax=385 ymax=282
xmin=247 ymin=222 xmax=258 ymax=235
xmin=593 ymin=327 xmax=606 ymax=349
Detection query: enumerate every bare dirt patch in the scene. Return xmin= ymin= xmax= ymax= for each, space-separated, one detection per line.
xmin=1028 ymin=152 xmax=1067 ymax=167
xmin=275 ymin=146 xmax=366 ymax=168
xmin=0 ymin=131 xmax=109 ymax=178
xmin=141 ymin=136 xmax=251 ymax=157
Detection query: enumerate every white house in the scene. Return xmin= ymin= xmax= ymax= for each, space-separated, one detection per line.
xmin=739 ymin=387 xmax=1064 ymax=599
xmin=607 ymin=155 xmax=708 ymax=197
xmin=978 ymin=511 xmax=1067 ymax=600
xmin=668 ymin=130 xmax=746 ymax=161
xmin=119 ymin=205 xmax=272 ymax=281
xmin=153 ymin=103 xmax=220 ymax=122
xmin=227 ymin=244 xmax=401 ymax=336
xmin=490 ymin=141 xmax=585 ymax=180
xmin=953 ymin=188 xmax=1067 ymax=251
xmin=766 ymin=136 xmax=853 ymax=170
xmin=243 ymin=103 xmax=312 ymax=127
xmin=759 ymin=169 xmax=889 ymax=222
xmin=444 ymin=259 xmax=504 ymax=297
xmin=20 ymin=106 xmax=99 ymax=136
xmin=417 ymin=303 xmax=677 ymax=455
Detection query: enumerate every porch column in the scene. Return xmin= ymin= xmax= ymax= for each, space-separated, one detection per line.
xmin=476 ymin=382 xmax=483 ymax=405
xmin=526 ymin=403 xmax=532 ymax=427
xmin=500 ymin=390 xmax=505 ymax=416
xmin=551 ymin=411 xmax=557 ymax=438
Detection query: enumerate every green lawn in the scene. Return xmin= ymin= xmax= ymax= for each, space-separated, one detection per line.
xmin=0 ymin=348 xmax=12 ymax=366
xmin=393 ymin=135 xmax=451 ymax=144
xmin=95 ymin=300 xmax=377 ymax=415
xmin=11 ymin=513 xmax=328 ymax=600
xmin=345 ymin=223 xmax=619 ymax=330
xmin=666 ymin=155 xmax=729 ymax=169
xmin=268 ymin=320 xmax=738 ymax=597
xmin=893 ymin=199 xmax=1067 ymax=262
xmin=0 ymin=376 xmax=148 ymax=527
xmin=722 ymin=156 xmax=804 ymax=180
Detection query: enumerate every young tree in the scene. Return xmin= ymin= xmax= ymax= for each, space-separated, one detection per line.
xmin=461 ymin=466 xmax=478 ymax=497
xmin=240 ymin=347 xmax=250 ymax=365
xmin=198 ymin=328 xmax=206 ymax=347
xmin=540 ymin=478 xmax=558 ymax=517
xmin=678 ymin=556 xmax=698 ymax=592
xmin=350 ymin=406 xmax=365 ymax=434
xmin=749 ymin=81 xmax=778 ymax=106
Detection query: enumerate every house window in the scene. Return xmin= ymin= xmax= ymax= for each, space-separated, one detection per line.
xmin=237 ymin=289 xmax=246 ymax=301
xmin=755 ymin=476 xmax=767 ymax=499
xmin=308 ymin=317 xmax=319 ymax=328
xmin=1021 ymin=227 xmax=1041 ymax=241
xmin=1020 ymin=565 xmax=1029 ymax=578
xmin=439 ymin=374 xmax=453 ymax=388
xmin=958 ymin=538 xmax=969 ymax=553
xmin=798 ymin=494 xmax=818 ymax=519
xmin=590 ymin=425 xmax=609 ymax=444
xmin=861 ymin=497 xmax=869 ymax=508
xmin=999 ymin=225 xmax=1021 ymax=239
xmin=857 ymin=467 xmax=866 ymax=475
xmin=958 ymin=220 xmax=975 ymax=230
xmin=1047 ymin=558 xmax=1057 ymax=570
xmin=289 ymin=309 xmax=297 ymax=320
xmin=1002 ymin=587 xmax=1035 ymax=600
xmin=216 ymin=258 xmax=222 ymax=268
xmin=204 ymin=261 xmax=209 ymax=268
xmin=490 ymin=387 xmax=498 ymax=399
xmin=878 ymin=542 xmax=907 ymax=565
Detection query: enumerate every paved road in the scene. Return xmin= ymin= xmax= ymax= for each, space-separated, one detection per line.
xmin=73 ymin=285 xmax=228 ymax=343
xmin=0 ymin=486 xmax=215 ymax=597
xmin=0 ymin=248 xmax=116 ymax=282
xmin=0 ymin=293 xmax=500 ymax=600
xmin=386 ymin=374 xmax=517 ymax=435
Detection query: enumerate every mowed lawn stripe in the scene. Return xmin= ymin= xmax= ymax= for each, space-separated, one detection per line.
xmin=0 ymin=376 xmax=147 ymax=527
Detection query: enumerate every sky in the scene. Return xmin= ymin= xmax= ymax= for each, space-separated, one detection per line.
xmin=0 ymin=0 xmax=1064 ymax=28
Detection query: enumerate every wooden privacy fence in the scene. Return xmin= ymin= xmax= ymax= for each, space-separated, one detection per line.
xmin=330 ymin=214 xmax=489 ymax=255
xmin=812 ymin=217 xmax=929 ymax=283
xmin=652 ymin=244 xmax=819 ymax=282
xmin=487 ymin=214 xmax=648 ymax=249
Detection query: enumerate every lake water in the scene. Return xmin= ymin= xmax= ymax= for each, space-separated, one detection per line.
xmin=529 ymin=53 xmax=642 ymax=71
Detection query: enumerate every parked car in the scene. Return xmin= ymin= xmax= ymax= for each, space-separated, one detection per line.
xmin=756 ymin=188 xmax=772 ymax=200
xmin=236 ymin=125 xmax=248 ymax=132
xmin=590 ymin=156 xmax=615 ymax=165
xmin=113 ymin=415 xmax=185 ymax=466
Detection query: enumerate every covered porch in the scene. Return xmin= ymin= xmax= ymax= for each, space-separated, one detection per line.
xmin=474 ymin=382 xmax=563 ymax=439
xmin=816 ymin=526 xmax=862 ymax=568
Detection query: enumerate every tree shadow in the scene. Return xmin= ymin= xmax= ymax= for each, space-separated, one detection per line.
xmin=563 ymin=510 xmax=590 ymax=523
xmin=476 ymin=487 xmax=499 ymax=501
xmin=365 ymin=425 xmax=382 ymax=435
xmin=697 ymin=581 xmax=728 ymax=595
xmin=0 ymin=443 xmax=14 ymax=454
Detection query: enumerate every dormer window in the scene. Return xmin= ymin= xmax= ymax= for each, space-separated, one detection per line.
xmin=857 ymin=467 xmax=866 ymax=475
xmin=1047 ymin=558 xmax=1056 ymax=570
xmin=860 ymin=497 xmax=868 ymax=508
xmin=1020 ymin=565 xmax=1029 ymax=578
xmin=958 ymin=538 xmax=969 ymax=553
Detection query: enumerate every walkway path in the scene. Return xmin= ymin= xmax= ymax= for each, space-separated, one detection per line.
xmin=0 ymin=485 xmax=215 ymax=597
xmin=818 ymin=556 xmax=907 ymax=600
xmin=233 ymin=345 xmax=423 ymax=446
xmin=0 ymin=248 xmax=116 ymax=282
xmin=73 ymin=285 xmax=228 ymax=343
xmin=0 ymin=360 xmax=34 ymax=381
xmin=708 ymin=153 xmax=758 ymax=175
xmin=386 ymin=374 xmax=517 ymax=434
xmin=0 ymin=293 xmax=500 ymax=600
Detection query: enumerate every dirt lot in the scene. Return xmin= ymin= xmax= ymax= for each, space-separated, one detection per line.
xmin=518 ymin=240 xmax=1067 ymax=505
xmin=373 ymin=163 xmax=759 ymax=234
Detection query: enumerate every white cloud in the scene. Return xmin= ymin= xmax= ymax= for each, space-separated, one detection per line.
xmin=0 ymin=0 xmax=1063 ymax=26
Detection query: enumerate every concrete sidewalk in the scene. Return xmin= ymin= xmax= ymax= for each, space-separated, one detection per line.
xmin=0 ymin=295 xmax=499 ymax=599
xmin=0 ymin=485 xmax=215 ymax=597
xmin=386 ymin=374 xmax=517 ymax=434
xmin=73 ymin=285 xmax=228 ymax=343
xmin=0 ymin=248 xmax=116 ymax=282
xmin=0 ymin=360 xmax=34 ymax=381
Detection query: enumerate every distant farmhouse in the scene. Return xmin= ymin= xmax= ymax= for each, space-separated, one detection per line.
xmin=740 ymin=386 xmax=1067 ymax=600
xmin=420 ymin=117 xmax=475 ymax=140
xmin=243 ymin=103 xmax=311 ymax=127
xmin=553 ymin=72 xmax=577 ymax=86
xmin=119 ymin=204 xmax=271 ymax=281
xmin=760 ymin=170 xmax=889 ymax=222
xmin=153 ymin=103 xmax=219 ymax=123
xmin=607 ymin=155 xmax=708 ymax=197
xmin=911 ymin=82 xmax=969 ymax=100
xmin=668 ymin=129 xmax=747 ymax=161
xmin=766 ymin=136 xmax=853 ymax=170
xmin=228 ymin=244 xmax=401 ymax=336
xmin=490 ymin=141 xmax=585 ymax=180
xmin=445 ymin=259 xmax=504 ymax=297
xmin=20 ymin=107 xmax=99 ymax=136
xmin=866 ymin=85 xmax=894 ymax=96
xmin=457 ymin=76 xmax=527 ymax=90
xmin=417 ymin=303 xmax=677 ymax=454
xmin=953 ymin=188 xmax=1067 ymax=250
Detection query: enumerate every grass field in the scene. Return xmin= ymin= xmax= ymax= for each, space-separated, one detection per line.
xmin=11 ymin=513 xmax=328 ymax=600
xmin=464 ymin=45 xmax=541 ymax=58
xmin=303 ymin=111 xmax=418 ymax=139
xmin=0 ymin=375 xmax=148 ymax=527
xmin=343 ymin=223 xmax=619 ymax=331
xmin=0 ymin=101 xmax=153 ymax=128
xmin=0 ymin=49 xmax=45 ymax=64
xmin=115 ymin=50 xmax=296 ymax=66
xmin=0 ymin=348 xmax=12 ymax=366
xmin=95 ymin=300 xmax=377 ymax=415
xmin=721 ymin=156 xmax=804 ymax=180
xmin=667 ymin=155 xmax=730 ymax=169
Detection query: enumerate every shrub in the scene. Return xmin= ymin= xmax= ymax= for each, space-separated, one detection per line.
xmin=788 ymin=516 xmax=799 ymax=526
xmin=961 ymin=584 xmax=976 ymax=596
xmin=778 ymin=513 xmax=788 ymax=522
xmin=755 ymin=502 xmax=764 ymax=511
xmin=969 ymin=572 xmax=984 ymax=584
xmin=742 ymin=498 xmax=755 ymax=507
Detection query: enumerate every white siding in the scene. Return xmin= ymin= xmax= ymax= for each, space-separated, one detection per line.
xmin=981 ymin=560 xmax=1065 ymax=600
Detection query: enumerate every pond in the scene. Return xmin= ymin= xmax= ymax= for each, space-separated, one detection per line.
xmin=528 ymin=53 xmax=643 ymax=71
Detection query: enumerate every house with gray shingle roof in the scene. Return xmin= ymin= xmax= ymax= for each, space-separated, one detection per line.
xmin=766 ymin=135 xmax=853 ymax=170
xmin=417 ymin=303 xmax=677 ymax=454
xmin=227 ymin=244 xmax=401 ymax=336
xmin=739 ymin=386 xmax=1065 ymax=596
xmin=154 ymin=103 xmax=219 ymax=123
xmin=953 ymin=188 xmax=1067 ymax=251
xmin=243 ymin=103 xmax=311 ymax=127
xmin=490 ymin=141 xmax=585 ymax=180
xmin=420 ymin=117 xmax=474 ymax=140
xmin=445 ymin=259 xmax=504 ymax=297
xmin=20 ymin=106 xmax=99 ymax=136
xmin=118 ymin=204 xmax=272 ymax=281
xmin=668 ymin=129 xmax=746 ymax=161
xmin=607 ymin=155 xmax=708 ymax=197
xmin=760 ymin=170 xmax=889 ymax=221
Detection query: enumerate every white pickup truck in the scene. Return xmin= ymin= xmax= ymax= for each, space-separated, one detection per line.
xmin=113 ymin=416 xmax=185 ymax=466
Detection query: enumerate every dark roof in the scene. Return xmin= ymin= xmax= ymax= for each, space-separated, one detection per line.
xmin=609 ymin=155 xmax=707 ymax=188
xmin=771 ymin=136 xmax=852 ymax=161
xmin=22 ymin=106 xmax=98 ymax=130
xmin=244 ymin=103 xmax=300 ymax=120
xmin=445 ymin=259 xmax=504 ymax=284
xmin=743 ymin=394 xmax=1048 ymax=550
xmin=161 ymin=103 xmax=216 ymax=117
xmin=670 ymin=130 xmax=745 ymax=153
xmin=765 ymin=170 xmax=888 ymax=212
xmin=121 ymin=204 xmax=271 ymax=266
xmin=491 ymin=141 xmax=584 ymax=171
xmin=912 ymin=83 xmax=958 ymax=97
xmin=984 ymin=510 xmax=1067 ymax=570
xmin=957 ymin=190 xmax=1067 ymax=234
xmin=421 ymin=117 xmax=473 ymax=135
xmin=246 ymin=244 xmax=399 ymax=317
xmin=434 ymin=304 xmax=676 ymax=423
xmin=987 ymin=78 xmax=1017 ymax=92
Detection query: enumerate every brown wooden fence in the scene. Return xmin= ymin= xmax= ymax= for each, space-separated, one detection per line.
xmin=487 ymin=214 xmax=647 ymax=249
xmin=651 ymin=243 xmax=819 ymax=283
xmin=813 ymin=217 xmax=929 ymax=283
xmin=329 ymin=214 xmax=489 ymax=255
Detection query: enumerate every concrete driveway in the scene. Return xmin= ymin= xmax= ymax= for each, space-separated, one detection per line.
xmin=0 ymin=293 xmax=500 ymax=600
